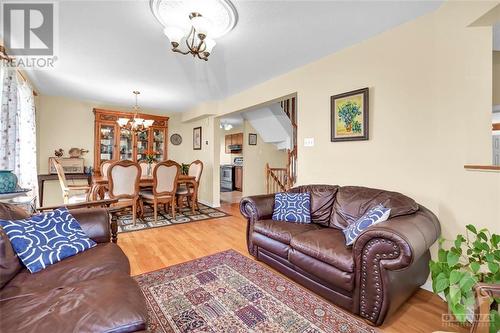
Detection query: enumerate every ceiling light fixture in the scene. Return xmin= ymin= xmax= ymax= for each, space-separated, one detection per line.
xmin=220 ymin=122 xmax=233 ymax=131
xmin=150 ymin=0 xmax=238 ymax=61
xmin=117 ymin=91 xmax=154 ymax=133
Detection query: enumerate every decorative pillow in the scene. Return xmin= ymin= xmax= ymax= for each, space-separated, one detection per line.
xmin=342 ymin=204 xmax=391 ymax=246
xmin=0 ymin=208 xmax=96 ymax=273
xmin=272 ymin=192 xmax=311 ymax=223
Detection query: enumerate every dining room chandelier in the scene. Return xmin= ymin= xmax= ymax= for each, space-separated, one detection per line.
xmin=117 ymin=91 xmax=154 ymax=132
xmin=150 ymin=0 xmax=238 ymax=61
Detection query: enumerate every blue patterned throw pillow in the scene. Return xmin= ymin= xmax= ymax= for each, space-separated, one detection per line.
xmin=343 ymin=204 xmax=391 ymax=246
xmin=0 ymin=208 xmax=96 ymax=273
xmin=272 ymin=192 xmax=311 ymax=223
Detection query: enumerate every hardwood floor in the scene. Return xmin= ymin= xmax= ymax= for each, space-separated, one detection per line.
xmin=118 ymin=203 xmax=468 ymax=333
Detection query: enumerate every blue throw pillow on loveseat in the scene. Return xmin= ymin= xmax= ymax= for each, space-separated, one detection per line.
xmin=0 ymin=208 xmax=96 ymax=273
xmin=272 ymin=192 xmax=311 ymax=223
xmin=342 ymin=204 xmax=391 ymax=246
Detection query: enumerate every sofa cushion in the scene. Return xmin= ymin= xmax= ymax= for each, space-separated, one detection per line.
xmin=330 ymin=186 xmax=418 ymax=229
xmin=0 ymin=243 xmax=130 ymax=300
xmin=290 ymin=228 xmax=354 ymax=273
xmin=0 ymin=203 xmax=29 ymax=288
xmin=289 ymin=249 xmax=354 ymax=291
xmin=253 ymin=219 xmax=321 ymax=245
xmin=0 ymin=208 xmax=97 ymax=273
xmin=289 ymin=185 xmax=339 ymax=226
xmin=0 ymin=272 xmax=147 ymax=333
xmin=272 ymin=192 xmax=311 ymax=223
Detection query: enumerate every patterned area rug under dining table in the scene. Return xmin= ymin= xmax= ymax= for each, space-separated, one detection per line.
xmin=134 ymin=250 xmax=379 ymax=333
xmin=116 ymin=203 xmax=229 ymax=233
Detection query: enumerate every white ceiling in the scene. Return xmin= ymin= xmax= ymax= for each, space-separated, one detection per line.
xmin=24 ymin=0 xmax=442 ymax=112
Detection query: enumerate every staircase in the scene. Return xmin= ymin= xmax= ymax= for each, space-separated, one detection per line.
xmin=266 ymin=97 xmax=297 ymax=193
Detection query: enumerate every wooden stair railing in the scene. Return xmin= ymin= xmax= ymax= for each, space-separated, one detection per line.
xmin=279 ymin=96 xmax=297 ymax=190
xmin=266 ymin=163 xmax=288 ymax=194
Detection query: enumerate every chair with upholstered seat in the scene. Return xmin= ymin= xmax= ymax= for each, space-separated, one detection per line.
xmin=53 ymin=159 xmax=91 ymax=204
xmin=140 ymin=161 xmax=180 ymax=221
xmin=107 ymin=160 xmax=141 ymax=225
xmin=176 ymin=160 xmax=203 ymax=213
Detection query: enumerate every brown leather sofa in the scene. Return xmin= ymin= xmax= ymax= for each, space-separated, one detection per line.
xmin=0 ymin=203 xmax=148 ymax=332
xmin=240 ymin=185 xmax=440 ymax=326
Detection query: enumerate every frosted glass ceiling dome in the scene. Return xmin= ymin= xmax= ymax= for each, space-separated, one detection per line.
xmin=150 ymin=0 xmax=238 ymax=39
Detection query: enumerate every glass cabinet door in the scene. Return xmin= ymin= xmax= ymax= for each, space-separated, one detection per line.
xmin=119 ymin=128 xmax=133 ymax=160
xmin=99 ymin=124 xmax=115 ymax=162
xmin=136 ymin=130 xmax=149 ymax=161
xmin=152 ymin=128 xmax=165 ymax=161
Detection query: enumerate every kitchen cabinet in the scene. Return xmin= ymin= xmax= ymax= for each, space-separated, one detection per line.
xmin=93 ymin=109 xmax=168 ymax=175
xmin=224 ymin=133 xmax=243 ymax=153
xmin=234 ymin=166 xmax=243 ymax=191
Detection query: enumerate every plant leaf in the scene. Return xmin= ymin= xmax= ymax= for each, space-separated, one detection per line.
xmin=470 ymin=261 xmax=481 ymax=273
xmin=451 ymin=302 xmax=467 ymax=323
xmin=435 ymin=277 xmax=449 ymax=293
xmin=466 ymin=224 xmax=477 ymax=234
xmin=449 ymin=284 xmax=461 ymax=305
xmin=449 ymin=270 xmax=462 ymax=285
xmin=438 ymin=248 xmax=447 ymax=263
xmin=488 ymin=261 xmax=499 ymax=274
xmin=459 ymin=274 xmax=476 ymax=291
xmin=447 ymin=252 xmax=460 ymax=267
xmin=477 ymin=232 xmax=488 ymax=242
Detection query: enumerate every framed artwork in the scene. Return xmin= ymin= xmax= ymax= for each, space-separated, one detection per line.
xmin=193 ymin=127 xmax=202 ymax=150
xmin=330 ymin=87 xmax=369 ymax=142
xmin=249 ymin=133 xmax=257 ymax=145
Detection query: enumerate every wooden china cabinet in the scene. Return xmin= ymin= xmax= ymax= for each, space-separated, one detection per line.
xmin=93 ymin=109 xmax=169 ymax=175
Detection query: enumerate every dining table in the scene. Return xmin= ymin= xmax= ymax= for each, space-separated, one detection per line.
xmin=90 ymin=174 xmax=198 ymax=211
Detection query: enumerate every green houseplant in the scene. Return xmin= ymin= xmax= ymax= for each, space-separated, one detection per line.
xmin=181 ymin=163 xmax=190 ymax=175
xmin=429 ymin=225 xmax=500 ymax=332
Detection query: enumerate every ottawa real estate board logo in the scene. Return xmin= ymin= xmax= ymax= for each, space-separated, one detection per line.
xmin=1 ymin=2 xmax=58 ymax=69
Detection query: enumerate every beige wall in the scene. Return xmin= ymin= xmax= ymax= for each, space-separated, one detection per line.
xmin=219 ymin=126 xmax=243 ymax=165
xmin=494 ymin=51 xmax=500 ymax=105
xmin=242 ymin=121 xmax=288 ymax=197
xmin=183 ymin=1 xmax=500 ymax=243
xmin=167 ymin=114 xmax=215 ymax=206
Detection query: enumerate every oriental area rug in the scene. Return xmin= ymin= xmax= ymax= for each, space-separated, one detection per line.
xmin=134 ymin=250 xmax=379 ymax=333
xmin=116 ymin=203 xmax=229 ymax=233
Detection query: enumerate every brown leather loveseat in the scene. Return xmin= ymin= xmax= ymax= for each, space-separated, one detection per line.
xmin=240 ymin=185 xmax=440 ymax=326
xmin=0 ymin=204 xmax=148 ymax=332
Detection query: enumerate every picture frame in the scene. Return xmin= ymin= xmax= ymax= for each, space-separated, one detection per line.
xmin=193 ymin=127 xmax=202 ymax=150
xmin=330 ymin=87 xmax=369 ymax=142
xmin=248 ymin=133 xmax=257 ymax=145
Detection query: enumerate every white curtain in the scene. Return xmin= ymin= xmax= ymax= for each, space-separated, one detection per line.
xmin=0 ymin=64 xmax=38 ymax=197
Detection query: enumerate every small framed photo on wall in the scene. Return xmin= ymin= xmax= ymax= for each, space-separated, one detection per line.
xmin=249 ymin=133 xmax=257 ymax=145
xmin=331 ymin=87 xmax=369 ymax=142
xmin=193 ymin=126 xmax=202 ymax=150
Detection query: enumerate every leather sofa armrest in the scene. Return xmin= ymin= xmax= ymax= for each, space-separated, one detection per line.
xmin=240 ymin=194 xmax=275 ymax=256
xmin=70 ymin=208 xmax=111 ymax=244
xmin=352 ymin=205 xmax=440 ymax=325
xmin=240 ymin=194 xmax=275 ymax=221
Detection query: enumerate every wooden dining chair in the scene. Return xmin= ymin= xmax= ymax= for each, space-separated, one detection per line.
xmin=107 ymin=160 xmax=141 ymax=225
xmin=100 ymin=161 xmax=112 ymax=179
xmin=176 ymin=160 xmax=203 ymax=213
xmin=140 ymin=161 xmax=180 ymax=221
xmin=52 ymin=159 xmax=91 ymax=204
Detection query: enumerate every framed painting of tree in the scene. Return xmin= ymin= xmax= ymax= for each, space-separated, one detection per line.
xmin=330 ymin=88 xmax=369 ymax=142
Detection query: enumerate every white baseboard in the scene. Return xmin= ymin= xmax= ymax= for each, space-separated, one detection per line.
xmin=198 ymin=199 xmax=220 ymax=208
xmin=420 ymin=280 xmax=433 ymax=292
